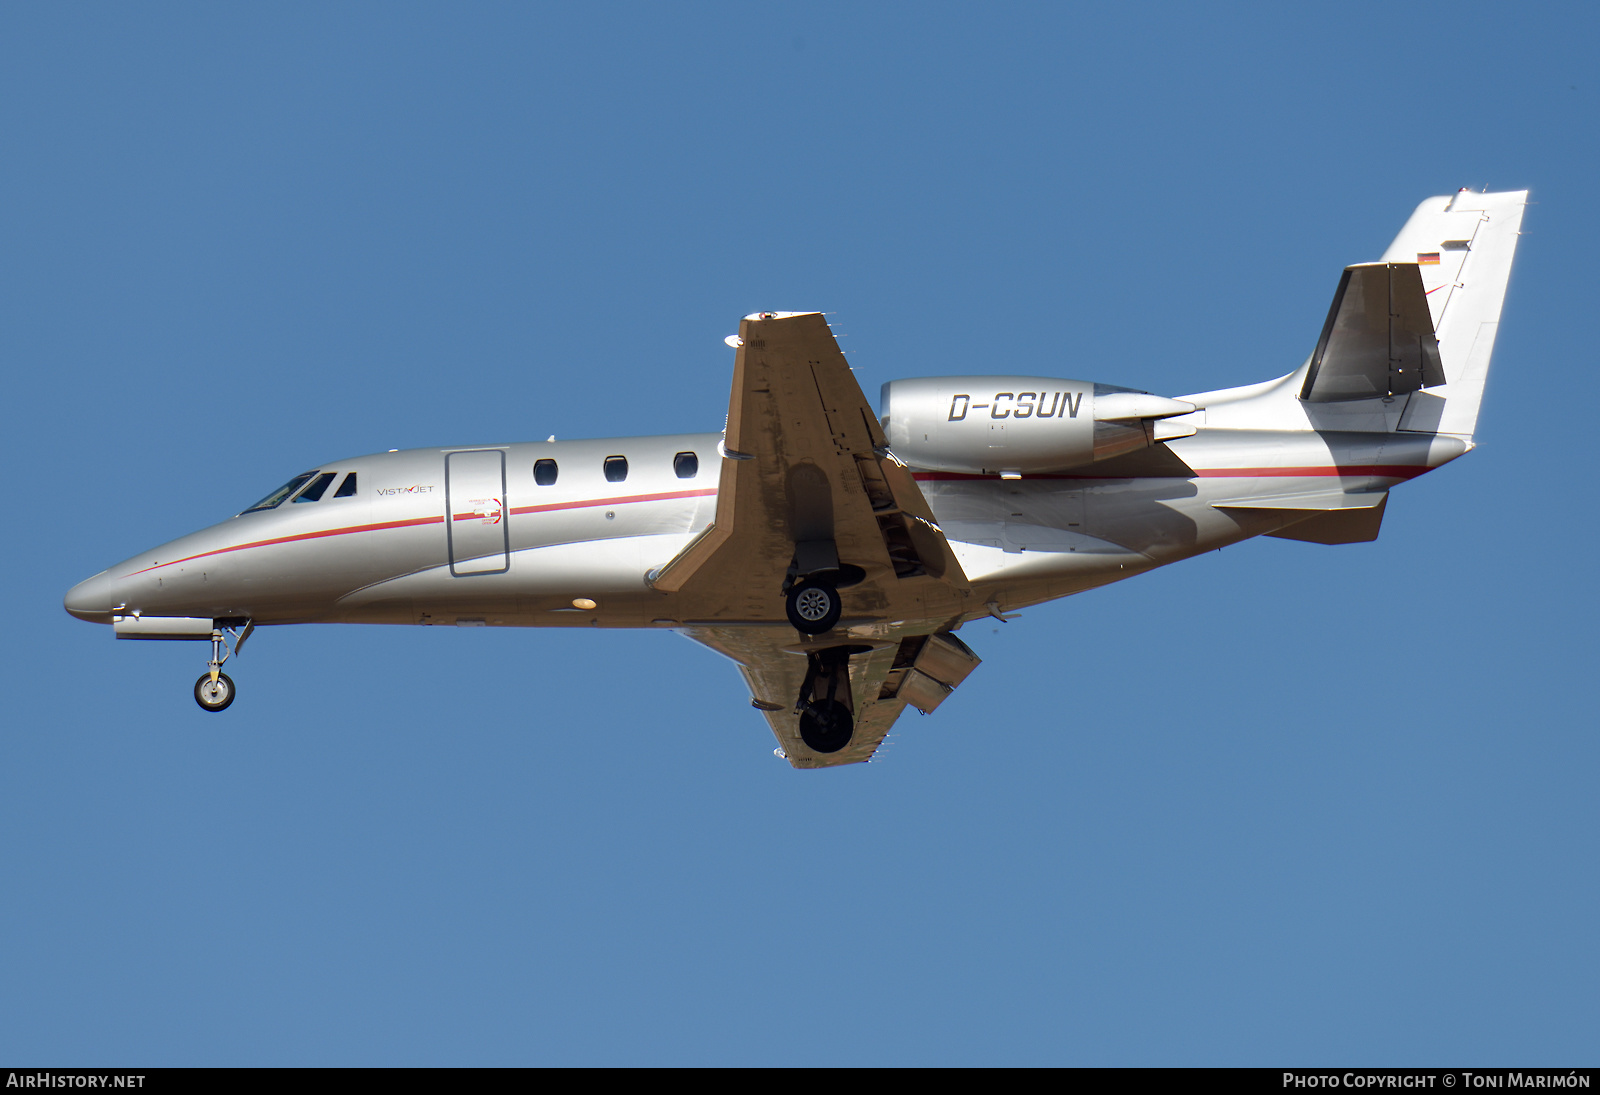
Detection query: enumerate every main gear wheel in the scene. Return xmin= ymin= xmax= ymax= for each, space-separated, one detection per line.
xmin=786 ymin=581 xmax=841 ymax=634
xmin=799 ymin=698 xmax=854 ymax=753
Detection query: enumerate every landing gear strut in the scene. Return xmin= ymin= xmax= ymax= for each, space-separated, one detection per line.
xmin=795 ymin=646 xmax=860 ymax=753
xmin=193 ymin=622 xmax=249 ymax=712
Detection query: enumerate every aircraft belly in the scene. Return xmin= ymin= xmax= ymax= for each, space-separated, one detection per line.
xmin=926 ymin=478 xmax=1161 ymax=587
xmin=921 ymin=428 xmax=1455 ymax=595
xmin=335 ymin=532 xmax=699 ymax=624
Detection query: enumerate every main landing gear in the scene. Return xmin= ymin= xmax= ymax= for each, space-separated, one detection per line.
xmin=193 ymin=621 xmax=250 ymax=713
xmin=783 ymin=557 xmax=859 ymax=750
xmin=786 ymin=580 xmax=842 ymax=634
xmin=795 ymin=646 xmax=863 ymax=754
xmin=799 ymin=697 xmax=852 ymax=754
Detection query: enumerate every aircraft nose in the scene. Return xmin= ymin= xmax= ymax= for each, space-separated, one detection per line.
xmin=64 ymin=571 xmax=117 ymax=623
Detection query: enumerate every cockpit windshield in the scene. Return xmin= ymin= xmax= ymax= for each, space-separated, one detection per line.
xmin=242 ymin=472 xmax=317 ymax=514
xmin=292 ymin=472 xmax=338 ymax=503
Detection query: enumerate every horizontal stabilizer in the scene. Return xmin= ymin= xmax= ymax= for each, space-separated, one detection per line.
xmin=1265 ymin=494 xmax=1389 ymax=544
xmin=1301 ymin=263 xmax=1443 ymax=403
xmin=1213 ymin=489 xmax=1388 ymax=512
xmin=1217 ymin=490 xmax=1389 ymax=544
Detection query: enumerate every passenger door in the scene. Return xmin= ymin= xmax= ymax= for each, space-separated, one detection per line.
xmin=445 ymin=449 xmax=509 ymax=576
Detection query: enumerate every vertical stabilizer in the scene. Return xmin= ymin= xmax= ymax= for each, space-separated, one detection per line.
xmin=1182 ymin=189 xmax=1525 ymax=438
xmin=1382 ymin=189 xmax=1526 ymax=439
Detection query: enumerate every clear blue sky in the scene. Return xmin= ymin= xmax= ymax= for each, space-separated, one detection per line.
xmin=3 ymin=1 xmax=1596 ymax=1066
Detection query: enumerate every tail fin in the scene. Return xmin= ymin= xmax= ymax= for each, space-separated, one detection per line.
xmin=1380 ymin=189 xmax=1527 ymax=438
xmin=1183 ymin=189 xmax=1526 ymax=438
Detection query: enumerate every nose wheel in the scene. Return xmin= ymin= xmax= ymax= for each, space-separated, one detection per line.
xmin=195 ymin=672 xmax=236 ymax=712
xmin=192 ymin=622 xmax=250 ymax=712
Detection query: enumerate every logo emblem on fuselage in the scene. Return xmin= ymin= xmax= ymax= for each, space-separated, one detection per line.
xmin=467 ymin=498 xmax=503 ymax=524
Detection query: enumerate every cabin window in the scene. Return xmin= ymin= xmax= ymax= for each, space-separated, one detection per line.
xmin=603 ymin=455 xmax=628 ymax=483
xmin=673 ymin=451 xmax=699 ymax=479
xmin=293 ymin=472 xmax=338 ymax=503
xmin=534 ymin=459 xmax=559 ymax=486
xmin=242 ymin=472 xmax=317 ymax=514
xmin=334 ymin=472 xmax=358 ymax=498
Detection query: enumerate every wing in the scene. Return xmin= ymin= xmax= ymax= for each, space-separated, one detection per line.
xmin=652 ymin=311 xmax=968 ymax=610
xmin=654 ymin=311 xmax=978 ymax=767
xmin=683 ymin=624 xmax=981 ymax=769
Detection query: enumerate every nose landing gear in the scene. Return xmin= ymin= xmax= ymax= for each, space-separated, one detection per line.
xmin=193 ymin=621 xmax=250 ymax=712
xmin=195 ymin=671 xmax=236 ymax=712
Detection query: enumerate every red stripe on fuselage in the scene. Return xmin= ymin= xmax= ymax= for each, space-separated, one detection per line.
xmin=504 ymin=487 xmax=717 ymax=518
xmin=130 ymin=487 xmax=720 ymax=575
xmin=128 ymin=515 xmax=446 ymax=575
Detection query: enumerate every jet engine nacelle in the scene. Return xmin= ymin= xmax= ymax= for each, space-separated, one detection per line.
xmin=880 ymin=376 xmax=1197 ymax=475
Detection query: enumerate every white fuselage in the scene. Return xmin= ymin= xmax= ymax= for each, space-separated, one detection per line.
xmin=63 ymin=426 xmax=1463 ymax=632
